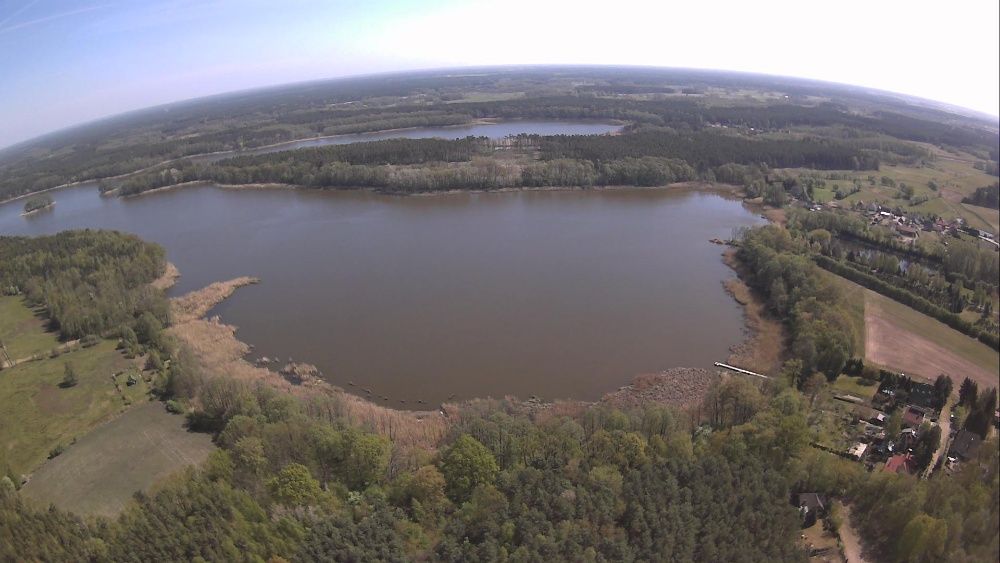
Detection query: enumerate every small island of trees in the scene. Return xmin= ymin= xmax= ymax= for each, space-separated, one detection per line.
xmin=22 ymin=194 xmax=54 ymax=215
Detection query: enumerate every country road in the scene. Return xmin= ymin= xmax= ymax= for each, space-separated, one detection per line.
xmin=838 ymin=502 xmax=868 ymax=563
xmin=923 ymin=396 xmax=953 ymax=479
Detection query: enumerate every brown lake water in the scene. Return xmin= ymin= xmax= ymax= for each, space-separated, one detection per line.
xmin=0 ymin=183 xmax=764 ymax=406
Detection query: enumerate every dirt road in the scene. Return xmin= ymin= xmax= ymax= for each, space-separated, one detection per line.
xmin=838 ymin=502 xmax=868 ymax=563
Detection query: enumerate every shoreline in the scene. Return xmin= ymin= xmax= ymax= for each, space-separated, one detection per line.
xmin=0 ymin=118 xmax=627 ymax=207
xmin=122 ymin=178 xmax=751 ymax=201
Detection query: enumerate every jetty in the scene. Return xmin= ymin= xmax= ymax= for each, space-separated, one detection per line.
xmin=714 ymin=362 xmax=769 ymax=379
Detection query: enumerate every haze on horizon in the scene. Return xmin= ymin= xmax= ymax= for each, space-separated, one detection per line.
xmin=1 ymin=0 xmax=997 ymax=149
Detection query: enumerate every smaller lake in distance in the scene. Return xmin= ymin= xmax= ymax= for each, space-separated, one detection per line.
xmin=190 ymin=120 xmax=624 ymax=163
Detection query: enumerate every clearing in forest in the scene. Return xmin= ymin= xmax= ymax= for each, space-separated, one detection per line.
xmin=19 ymin=401 xmax=215 ymax=517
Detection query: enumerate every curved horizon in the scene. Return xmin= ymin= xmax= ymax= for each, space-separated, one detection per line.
xmin=2 ymin=63 xmax=997 ymax=154
xmin=1 ymin=0 xmax=996 ymax=150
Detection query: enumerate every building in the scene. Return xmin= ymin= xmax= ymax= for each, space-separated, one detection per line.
xmin=848 ymin=442 xmax=868 ymax=460
xmin=905 ymin=382 xmax=937 ymax=409
xmin=950 ymin=430 xmax=982 ymax=462
xmin=883 ymin=453 xmax=916 ymax=475
xmin=902 ymin=406 xmax=926 ymax=428
xmin=795 ymin=493 xmax=828 ymax=528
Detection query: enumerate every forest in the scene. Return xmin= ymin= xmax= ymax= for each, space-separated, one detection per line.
xmin=112 ymin=129 xmax=878 ymax=196
xmin=0 ymin=231 xmax=168 ymax=341
xmin=962 ymin=182 xmax=1000 ymax=209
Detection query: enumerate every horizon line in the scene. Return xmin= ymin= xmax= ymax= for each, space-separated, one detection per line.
xmin=3 ymin=63 xmax=998 ymax=154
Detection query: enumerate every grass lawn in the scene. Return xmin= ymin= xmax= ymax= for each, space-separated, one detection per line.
xmin=831 ymin=375 xmax=878 ymax=401
xmin=0 ymin=298 xmax=155 ymax=474
xmin=0 ymin=296 xmax=60 ymax=361
xmin=0 ymin=339 xmax=152 ymax=475
xmin=20 ymin=401 xmax=215 ymax=517
xmin=820 ymin=270 xmax=867 ymax=356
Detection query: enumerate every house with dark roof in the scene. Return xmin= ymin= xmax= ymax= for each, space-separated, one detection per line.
xmin=795 ymin=493 xmax=828 ymax=528
xmin=902 ymin=406 xmax=926 ymax=428
xmin=950 ymin=430 xmax=982 ymax=461
xmin=905 ymin=382 xmax=937 ymax=409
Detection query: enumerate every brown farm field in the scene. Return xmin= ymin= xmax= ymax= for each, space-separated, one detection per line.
xmin=19 ymin=401 xmax=215 ymax=517
xmin=864 ymin=289 xmax=999 ymax=390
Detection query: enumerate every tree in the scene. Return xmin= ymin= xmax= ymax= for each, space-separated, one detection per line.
xmin=268 ymin=463 xmax=321 ymax=506
xmin=60 ymin=362 xmax=78 ymax=388
xmin=886 ymin=411 xmax=903 ymax=440
xmin=342 ymin=432 xmax=390 ymax=490
xmin=439 ymin=434 xmax=498 ymax=503
xmin=932 ymin=375 xmax=953 ymax=409
xmin=895 ymin=513 xmax=947 ymax=562
xmin=958 ymin=377 xmax=978 ymax=407
xmin=801 ymin=373 xmax=828 ymax=409
xmin=912 ymin=425 xmax=941 ymax=472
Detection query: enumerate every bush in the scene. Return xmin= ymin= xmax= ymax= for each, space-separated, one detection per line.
xmin=165 ymin=400 xmax=185 ymax=414
xmin=80 ymin=334 xmax=100 ymax=348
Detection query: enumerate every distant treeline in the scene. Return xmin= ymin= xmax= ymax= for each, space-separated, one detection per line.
xmin=0 ymin=231 xmax=168 ymax=340
xmin=535 ymin=130 xmax=879 ymax=170
xmin=963 ymin=182 xmax=1000 ymax=209
xmin=4 ymin=77 xmax=997 ymax=203
xmin=115 ymin=131 xmax=877 ymax=196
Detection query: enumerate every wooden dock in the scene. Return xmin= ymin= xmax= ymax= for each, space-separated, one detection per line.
xmin=714 ymin=362 xmax=769 ymax=379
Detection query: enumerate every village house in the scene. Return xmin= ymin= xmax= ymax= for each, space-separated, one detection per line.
xmin=883 ymin=453 xmax=916 ymax=475
xmin=795 ymin=493 xmax=828 ymax=528
xmin=950 ymin=430 xmax=982 ymax=462
xmin=902 ymin=406 xmax=926 ymax=428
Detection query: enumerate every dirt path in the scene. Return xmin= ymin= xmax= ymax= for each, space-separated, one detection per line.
xmin=865 ymin=291 xmax=998 ymax=390
xmin=838 ymin=503 xmax=868 ymax=563
xmin=924 ymin=397 xmax=952 ymax=479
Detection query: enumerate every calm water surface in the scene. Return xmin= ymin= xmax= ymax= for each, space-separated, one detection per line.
xmin=0 ymin=183 xmax=763 ymax=405
xmin=189 ymin=120 xmax=623 ymax=164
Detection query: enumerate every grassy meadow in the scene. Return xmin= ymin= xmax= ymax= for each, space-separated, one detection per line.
xmin=0 ymin=297 xmax=152 ymax=475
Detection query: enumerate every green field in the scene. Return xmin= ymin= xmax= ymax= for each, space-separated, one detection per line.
xmin=19 ymin=401 xmax=215 ymax=517
xmin=831 ymin=375 xmax=879 ymax=401
xmin=820 ymin=270 xmax=867 ymax=356
xmin=0 ymin=297 xmax=153 ymax=475
xmin=0 ymin=296 xmax=60 ymax=361
xmin=785 ymin=152 xmax=1000 ymax=233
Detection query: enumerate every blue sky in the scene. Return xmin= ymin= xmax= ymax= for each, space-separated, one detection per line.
xmin=1 ymin=0 xmax=998 ymax=148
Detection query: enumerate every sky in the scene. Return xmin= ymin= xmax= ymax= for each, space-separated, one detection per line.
xmin=0 ymin=0 xmax=998 ymax=148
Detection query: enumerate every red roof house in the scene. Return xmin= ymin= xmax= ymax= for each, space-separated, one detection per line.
xmin=883 ymin=453 xmax=916 ymax=475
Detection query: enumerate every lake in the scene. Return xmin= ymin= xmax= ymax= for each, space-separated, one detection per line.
xmin=0 ymin=183 xmax=764 ymax=406
xmin=189 ymin=120 xmax=624 ymax=164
